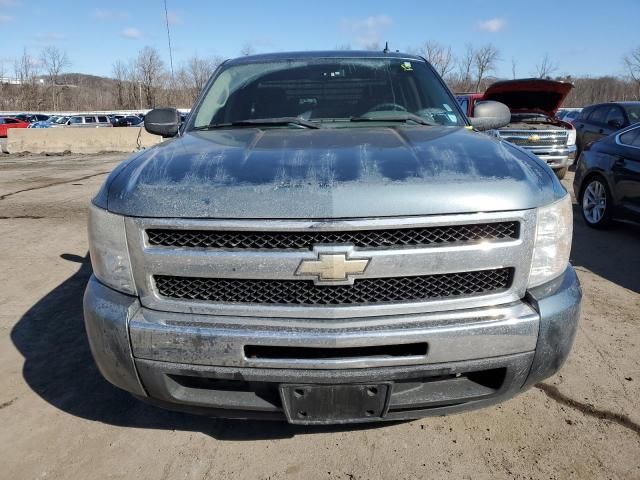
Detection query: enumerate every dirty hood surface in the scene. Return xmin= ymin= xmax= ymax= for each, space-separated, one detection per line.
xmin=104 ymin=126 xmax=563 ymax=218
xmin=484 ymin=79 xmax=574 ymax=117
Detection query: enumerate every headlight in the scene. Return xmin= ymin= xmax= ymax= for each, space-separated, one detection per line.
xmin=528 ymin=194 xmax=573 ymax=288
xmin=566 ymin=128 xmax=576 ymax=146
xmin=88 ymin=204 xmax=136 ymax=295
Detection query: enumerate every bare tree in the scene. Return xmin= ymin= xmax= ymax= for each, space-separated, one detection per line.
xmin=511 ymin=57 xmax=518 ymax=79
xmin=112 ymin=60 xmax=128 ymax=109
xmin=456 ymin=44 xmax=475 ymax=91
xmin=240 ymin=44 xmax=255 ymax=56
xmin=535 ymin=53 xmax=558 ymax=79
xmin=0 ymin=59 xmax=5 ymax=109
xmin=13 ymin=49 xmax=42 ymax=109
xmin=40 ymin=46 xmax=71 ymax=110
xmin=40 ymin=46 xmax=70 ymax=85
xmin=135 ymin=46 xmax=165 ymax=108
xmin=187 ymin=56 xmax=221 ymax=94
xmin=473 ymin=44 xmax=500 ymax=91
xmin=420 ymin=41 xmax=455 ymax=78
xmin=623 ymin=46 xmax=640 ymax=96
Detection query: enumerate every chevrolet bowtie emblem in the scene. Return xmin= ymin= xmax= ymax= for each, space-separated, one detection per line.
xmin=296 ymin=252 xmax=370 ymax=284
xmin=528 ymin=134 xmax=541 ymax=142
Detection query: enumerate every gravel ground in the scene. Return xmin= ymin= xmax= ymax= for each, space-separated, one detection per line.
xmin=0 ymin=153 xmax=638 ymax=480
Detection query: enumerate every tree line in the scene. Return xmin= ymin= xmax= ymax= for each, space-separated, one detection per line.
xmin=1 ymin=43 xmax=639 ymax=112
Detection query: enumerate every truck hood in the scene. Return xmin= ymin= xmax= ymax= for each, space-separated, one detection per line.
xmin=484 ymin=79 xmax=573 ymax=117
xmin=102 ymin=126 xmax=565 ymax=218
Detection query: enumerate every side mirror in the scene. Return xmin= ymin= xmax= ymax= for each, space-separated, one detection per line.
xmin=607 ymin=119 xmax=623 ymax=130
xmin=144 ymin=108 xmax=180 ymax=137
xmin=469 ymin=100 xmax=511 ymax=131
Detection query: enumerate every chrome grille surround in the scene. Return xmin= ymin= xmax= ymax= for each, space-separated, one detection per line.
xmin=154 ymin=268 xmax=513 ymax=305
xmin=124 ymin=210 xmax=536 ymax=319
xmin=497 ymin=129 xmax=568 ymax=149
xmin=146 ymin=221 xmax=519 ymax=250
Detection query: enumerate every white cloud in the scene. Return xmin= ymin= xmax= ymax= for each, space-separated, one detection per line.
xmin=94 ymin=9 xmax=129 ymax=21
xmin=476 ymin=17 xmax=506 ymax=33
xmin=340 ymin=14 xmax=392 ymax=49
xmin=0 ymin=14 xmax=14 ymax=23
xmin=166 ymin=11 xmax=182 ymax=25
xmin=121 ymin=28 xmax=142 ymax=39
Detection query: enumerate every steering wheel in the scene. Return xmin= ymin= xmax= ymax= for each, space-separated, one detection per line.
xmin=367 ymin=103 xmax=407 ymax=113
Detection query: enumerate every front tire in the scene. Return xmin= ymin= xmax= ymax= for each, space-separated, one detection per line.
xmin=580 ymin=176 xmax=612 ymax=228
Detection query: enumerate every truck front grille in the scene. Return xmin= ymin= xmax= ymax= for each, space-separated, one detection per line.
xmin=499 ymin=130 xmax=567 ymax=148
xmin=146 ymin=222 xmax=519 ymax=250
xmin=154 ymin=268 xmax=513 ymax=305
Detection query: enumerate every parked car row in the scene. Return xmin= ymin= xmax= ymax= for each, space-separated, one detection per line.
xmin=1 ymin=112 xmax=150 ymax=129
xmin=0 ymin=110 xmax=193 ymax=137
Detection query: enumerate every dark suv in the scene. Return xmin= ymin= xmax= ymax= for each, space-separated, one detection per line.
xmin=575 ymin=102 xmax=640 ymax=154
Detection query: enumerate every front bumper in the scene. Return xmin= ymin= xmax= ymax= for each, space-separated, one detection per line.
xmin=524 ymin=145 xmax=577 ymax=169
xmin=83 ymin=266 xmax=581 ymax=423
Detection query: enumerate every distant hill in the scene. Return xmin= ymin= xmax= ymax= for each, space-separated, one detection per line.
xmin=54 ymin=73 xmax=118 ymax=89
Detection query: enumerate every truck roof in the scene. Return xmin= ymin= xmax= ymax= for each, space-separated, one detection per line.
xmin=226 ymin=50 xmax=424 ymax=65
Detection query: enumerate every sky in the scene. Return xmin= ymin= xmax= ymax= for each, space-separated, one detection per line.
xmin=0 ymin=0 xmax=637 ymax=80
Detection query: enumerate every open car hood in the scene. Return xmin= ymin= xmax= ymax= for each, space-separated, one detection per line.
xmin=483 ymin=79 xmax=573 ymax=117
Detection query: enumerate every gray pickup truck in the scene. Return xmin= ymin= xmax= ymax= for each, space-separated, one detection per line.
xmin=84 ymin=51 xmax=581 ymax=425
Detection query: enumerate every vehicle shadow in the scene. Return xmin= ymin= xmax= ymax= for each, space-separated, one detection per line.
xmin=10 ymin=253 xmax=397 ymax=440
xmin=569 ymin=204 xmax=640 ymax=293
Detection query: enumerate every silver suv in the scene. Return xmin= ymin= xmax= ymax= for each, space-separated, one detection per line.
xmin=65 ymin=115 xmax=112 ymax=127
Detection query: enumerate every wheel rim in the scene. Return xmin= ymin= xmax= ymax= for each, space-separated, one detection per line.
xmin=582 ymin=180 xmax=607 ymax=224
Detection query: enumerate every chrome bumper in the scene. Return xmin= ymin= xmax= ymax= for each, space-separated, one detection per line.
xmin=525 ymin=145 xmax=577 ymax=169
xmin=83 ymin=266 xmax=581 ymax=421
xmin=128 ymin=302 xmax=538 ymax=370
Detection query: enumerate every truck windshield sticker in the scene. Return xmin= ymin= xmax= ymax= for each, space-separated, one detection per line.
xmin=400 ymin=62 xmax=413 ymax=72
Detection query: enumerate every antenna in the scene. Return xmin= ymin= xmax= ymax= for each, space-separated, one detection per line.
xmin=383 ymin=42 xmax=390 ymax=54
xmin=163 ymin=0 xmax=175 ymax=80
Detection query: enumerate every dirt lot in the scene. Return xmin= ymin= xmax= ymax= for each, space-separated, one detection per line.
xmin=0 ymin=153 xmax=638 ymax=480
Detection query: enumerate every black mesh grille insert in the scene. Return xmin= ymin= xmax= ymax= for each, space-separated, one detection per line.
xmin=147 ymin=222 xmax=519 ymax=250
xmin=154 ymin=268 xmax=513 ymax=305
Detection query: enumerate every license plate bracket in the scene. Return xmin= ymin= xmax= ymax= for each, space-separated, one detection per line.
xmin=279 ymin=383 xmax=390 ymax=424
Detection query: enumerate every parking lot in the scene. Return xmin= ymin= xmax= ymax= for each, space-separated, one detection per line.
xmin=0 ymin=153 xmax=638 ymax=479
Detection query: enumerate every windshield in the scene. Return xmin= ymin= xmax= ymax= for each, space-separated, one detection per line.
xmin=190 ymin=57 xmax=464 ymax=129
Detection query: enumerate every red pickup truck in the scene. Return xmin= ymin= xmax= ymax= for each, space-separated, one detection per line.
xmin=457 ymin=79 xmax=577 ymax=179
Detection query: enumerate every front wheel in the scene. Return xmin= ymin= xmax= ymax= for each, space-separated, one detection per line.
xmin=580 ymin=176 xmax=612 ymax=228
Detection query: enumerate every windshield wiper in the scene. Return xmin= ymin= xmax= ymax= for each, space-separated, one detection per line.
xmin=195 ymin=117 xmax=320 ymax=130
xmin=350 ymin=112 xmax=435 ymax=126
